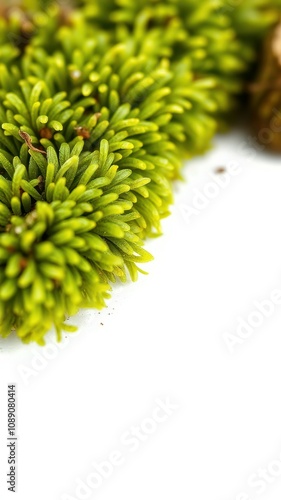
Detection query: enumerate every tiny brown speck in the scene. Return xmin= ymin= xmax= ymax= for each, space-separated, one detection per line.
xmin=40 ymin=127 xmax=53 ymax=139
xmin=19 ymin=258 xmax=28 ymax=270
xmin=215 ymin=167 xmax=226 ymax=174
xmin=75 ymin=126 xmax=91 ymax=139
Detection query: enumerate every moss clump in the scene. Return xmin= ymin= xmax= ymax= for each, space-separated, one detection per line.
xmin=0 ymin=0 xmax=280 ymax=343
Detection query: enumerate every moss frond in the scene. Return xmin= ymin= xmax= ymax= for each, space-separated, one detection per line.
xmin=0 ymin=0 xmax=280 ymax=343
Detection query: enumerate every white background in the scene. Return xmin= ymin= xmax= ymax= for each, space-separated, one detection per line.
xmin=1 ymin=130 xmax=281 ymax=500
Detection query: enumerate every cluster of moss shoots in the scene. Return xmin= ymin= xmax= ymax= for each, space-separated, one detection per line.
xmin=0 ymin=0 xmax=280 ymax=343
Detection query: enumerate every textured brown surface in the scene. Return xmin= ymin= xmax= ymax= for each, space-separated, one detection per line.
xmin=251 ymin=20 xmax=281 ymax=152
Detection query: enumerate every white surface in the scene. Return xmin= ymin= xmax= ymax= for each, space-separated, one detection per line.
xmin=1 ymin=130 xmax=281 ymax=500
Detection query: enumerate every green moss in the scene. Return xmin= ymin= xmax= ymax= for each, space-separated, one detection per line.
xmin=0 ymin=0 xmax=280 ymax=343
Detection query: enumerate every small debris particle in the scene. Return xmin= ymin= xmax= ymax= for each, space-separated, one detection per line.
xmin=70 ymin=70 xmax=82 ymax=80
xmin=215 ymin=167 xmax=226 ymax=174
xmin=74 ymin=126 xmax=91 ymax=139
xmin=40 ymin=127 xmax=53 ymax=139
xmin=19 ymin=258 xmax=28 ymax=270
xmin=37 ymin=175 xmax=45 ymax=193
xmin=19 ymin=130 xmax=47 ymax=154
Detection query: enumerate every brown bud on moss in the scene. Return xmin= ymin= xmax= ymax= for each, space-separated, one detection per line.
xmin=74 ymin=126 xmax=91 ymax=139
xmin=39 ymin=127 xmax=53 ymax=139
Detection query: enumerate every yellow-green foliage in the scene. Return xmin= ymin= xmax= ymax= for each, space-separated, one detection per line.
xmin=0 ymin=0 xmax=280 ymax=343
